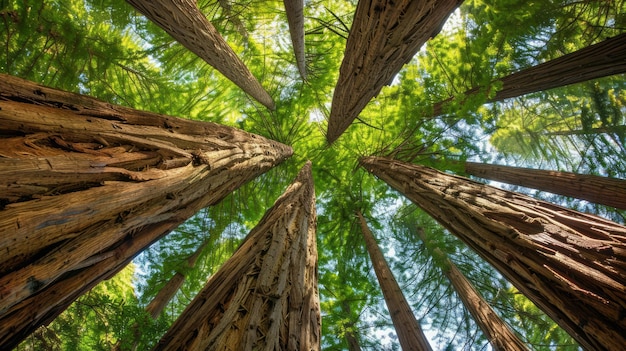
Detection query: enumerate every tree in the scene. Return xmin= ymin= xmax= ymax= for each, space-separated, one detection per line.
xmin=360 ymin=156 xmax=626 ymax=350
xmin=0 ymin=74 xmax=292 ymax=350
xmin=460 ymin=161 xmax=626 ymax=210
xmin=357 ymin=211 xmax=433 ymax=351
xmin=153 ymin=162 xmax=319 ymax=350
xmin=415 ymin=227 xmax=528 ymax=351
xmin=283 ymin=0 xmax=306 ymax=79
xmin=326 ymin=0 xmax=463 ymax=144
xmin=125 ymin=0 xmax=275 ymax=110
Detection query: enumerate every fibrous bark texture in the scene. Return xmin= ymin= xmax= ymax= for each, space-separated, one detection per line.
xmin=358 ymin=211 xmax=433 ymax=351
xmin=0 ymin=74 xmax=292 ymax=350
xmin=125 ymin=0 xmax=275 ymax=110
xmin=154 ymin=162 xmax=320 ymax=351
xmin=326 ymin=0 xmax=462 ymax=144
xmin=416 ymin=229 xmax=528 ymax=351
xmin=283 ymin=0 xmax=306 ymax=79
xmin=431 ymin=33 xmax=626 ymax=116
xmin=463 ymin=162 xmax=626 ymax=210
xmin=359 ymin=156 xmax=626 ymax=351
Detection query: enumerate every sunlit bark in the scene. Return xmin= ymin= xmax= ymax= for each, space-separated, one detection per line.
xmin=360 ymin=156 xmax=626 ymax=351
xmin=327 ymin=0 xmax=462 ymax=144
xmin=283 ymin=0 xmax=306 ymax=79
xmin=154 ymin=162 xmax=320 ymax=351
xmin=358 ymin=211 xmax=433 ymax=351
xmin=0 ymin=74 xmax=292 ymax=350
xmin=125 ymin=0 xmax=275 ymax=109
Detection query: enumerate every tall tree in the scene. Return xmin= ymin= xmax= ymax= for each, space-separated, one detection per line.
xmin=283 ymin=0 xmax=306 ymax=79
xmin=460 ymin=161 xmax=626 ymax=210
xmin=0 ymin=74 xmax=292 ymax=350
xmin=360 ymin=156 xmax=626 ymax=351
xmin=154 ymin=162 xmax=319 ymax=350
xmin=357 ymin=211 xmax=433 ymax=351
xmin=415 ymin=227 xmax=528 ymax=351
xmin=125 ymin=0 xmax=275 ymax=110
xmin=326 ymin=0 xmax=462 ymax=144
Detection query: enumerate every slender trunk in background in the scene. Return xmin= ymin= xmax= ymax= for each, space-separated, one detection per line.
xmin=431 ymin=33 xmax=626 ymax=116
xmin=327 ymin=0 xmax=463 ymax=144
xmin=125 ymin=0 xmax=275 ymax=110
xmin=0 ymin=74 xmax=292 ymax=350
xmin=360 ymin=156 xmax=626 ymax=351
xmin=462 ymin=161 xmax=626 ymax=210
xmin=415 ymin=228 xmax=528 ymax=351
xmin=283 ymin=0 xmax=306 ymax=79
xmin=357 ymin=211 xmax=433 ymax=351
xmin=341 ymin=302 xmax=363 ymax=351
xmin=154 ymin=162 xmax=320 ymax=351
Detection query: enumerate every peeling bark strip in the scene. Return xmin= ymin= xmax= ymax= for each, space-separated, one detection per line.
xmin=283 ymin=0 xmax=306 ymax=79
xmin=431 ymin=33 xmax=626 ymax=116
xmin=416 ymin=229 xmax=528 ymax=351
xmin=326 ymin=0 xmax=463 ymax=143
xmin=125 ymin=0 xmax=275 ymax=110
xmin=358 ymin=211 xmax=433 ymax=351
xmin=154 ymin=162 xmax=320 ymax=351
xmin=463 ymin=162 xmax=626 ymax=210
xmin=0 ymin=74 xmax=292 ymax=350
xmin=360 ymin=156 xmax=626 ymax=351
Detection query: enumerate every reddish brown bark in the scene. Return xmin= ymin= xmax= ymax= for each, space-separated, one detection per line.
xmin=283 ymin=0 xmax=306 ymax=79
xmin=431 ymin=33 xmax=626 ymax=116
xmin=357 ymin=211 xmax=433 ymax=351
xmin=0 ymin=74 xmax=292 ymax=350
xmin=125 ymin=0 xmax=275 ymax=109
xmin=360 ymin=156 xmax=626 ymax=351
xmin=462 ymin=161 xmax=626 ymax=210
xmin=154 ymin=162 xmax=320 ymax=351
xmin=327 ymin=0 xmax=462 ymax=144
xmin=416 ymin=229 xmax=528 ymax=351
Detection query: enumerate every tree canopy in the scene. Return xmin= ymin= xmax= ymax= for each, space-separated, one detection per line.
xmin=3 ymin=0 xmax=625 ymax=349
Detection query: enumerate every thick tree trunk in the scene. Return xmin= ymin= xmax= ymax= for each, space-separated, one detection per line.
xmin=360 ymin=156 xmax=626 ymax=351
xmin=154 ymin=162 xmax=320 ymax=351
xmin=326 ymin=0 xmax=462 ymax=144
xmin=357 ymin=211 xmax=432 ymax=351
xmin=415 ymin=228 xmax=528 ymax=351
xmin=431 ymin=33 xmax=626 ymax=116
xmin=0 ymin=74 xmax=292 ymax=350
xmin=462 ymin=161 xmax=626 ymax=210
xmin=125 ymin=0 xmax=275 ymax=110
xmin=283 ymin=0 xmax=306 ymax=79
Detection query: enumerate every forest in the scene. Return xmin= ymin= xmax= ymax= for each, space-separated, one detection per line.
xmin=1 ymin=0 xmax=625 ymax=350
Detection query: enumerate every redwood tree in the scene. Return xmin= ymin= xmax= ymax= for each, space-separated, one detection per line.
xmin=462 ymin=161 xmax=626 ymax=210
xmin=154 ymin=162 xmax=320 ymax=351
xmin=0 ymin=74 xmax=292 ymax=350
xmin=327 ymin=0 xmax=463 ymax=144
xmin=357 ymin=211 xmax=432 ymax=351
xmin=360 ymin=156 xmax=626 ymax=351
xmin=125 ymin=0 xmax=275 ymax=109
xmin=283 ymin=0 xmax=306 ymax=79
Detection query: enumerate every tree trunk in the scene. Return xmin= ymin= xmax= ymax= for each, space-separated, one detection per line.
xmin=283 ymin=0 xmax=306 ymax=79
xmin=154 ymin=162 xmax=320 ymax=351
xmin=462 ymin=161 xmax=626 ymax=210
xmin=326 ymin=0 xmax=462 ymax=144
xmin=0 ymin=74 xmax=292 ymax=350
xmin=341 ymin=302 xmax=362 ymax=351
xmin=431 ymin=33 xmax=626 ymax=116
xmin=357 ymin=211 xmax=432 ymax=351
xmin=359 ymin=156 xmax=626 ymax=351
xmin=125 ymin=0 xmax=275 ymax=110
xmin=415 ymin=228 xmax=528 ymax=351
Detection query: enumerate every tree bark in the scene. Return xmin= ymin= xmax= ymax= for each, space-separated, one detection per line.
xmin=154 ymin=162 xmax=320 ymax=351
xmin=415 ymin=228 xmax=528 ymax=351
xmin=125 ymin=0 xmax=275 ymax=110
xmin=431 ymin=33 xmax=626 ymax=116
xmin=357 ymin=211 xmax=433 ymax=351
xmin=359 ymin=156 xmax=626 ymax=351
xmin=326 ymin=0 xmax=462 ymax=144
xmin=462 ymin=161 xmax=626 ymax=210
xmin=0 ymin=74 xmax=292 ymax=350
xmin=283 ymin=0 xmax=306 ymax=79
xmin=341 ymin=302 xmax=363 ymax=351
